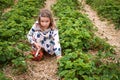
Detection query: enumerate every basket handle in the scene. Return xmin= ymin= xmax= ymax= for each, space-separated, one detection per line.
xmin=35 ymin=48 xmax=41 ymax=57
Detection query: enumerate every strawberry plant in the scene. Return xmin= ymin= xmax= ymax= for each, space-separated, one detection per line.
xmin=52 ymin=0 xmax=115 ymax=54
xmin=58 ymin=52 xmax=94 ymax=80
xmin=86 ymin=0 xmax=120 ymax=29
xmin=0 ymin=0 xmax=14 ymax=12
xmin=0 ymin=0 xmax=46 ymax=71
xmin=12 ymin=57 xmax=28 ymax=74
xmin=58 ymin=52 xmax=120 ymax=80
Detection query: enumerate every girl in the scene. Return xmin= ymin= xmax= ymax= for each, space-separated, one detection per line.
xmin=27 ymin=9 xmax=62 ymax=60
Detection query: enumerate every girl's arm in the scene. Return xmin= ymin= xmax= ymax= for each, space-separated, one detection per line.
xmin=27 ymin=23 xmax=41 ymax=49
xmin=52 ymin=29 xmax=62 ymax=56
xmin=27 ymin=24 xmax=36 ymax=44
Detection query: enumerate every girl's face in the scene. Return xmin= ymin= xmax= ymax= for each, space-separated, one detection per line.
xmin=40 ymin=17 xmax=50 ymax=30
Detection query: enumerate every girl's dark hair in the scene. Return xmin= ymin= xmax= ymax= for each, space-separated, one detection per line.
xmin=38 ymin=9 xmax=56 ymax=29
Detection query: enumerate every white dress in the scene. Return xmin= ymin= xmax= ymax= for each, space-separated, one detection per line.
xmin=27 ymin=21 xmax=61 ymax=56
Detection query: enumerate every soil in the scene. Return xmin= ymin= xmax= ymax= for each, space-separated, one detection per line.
xmin=3 ymin=0 xmax=120 ymax=80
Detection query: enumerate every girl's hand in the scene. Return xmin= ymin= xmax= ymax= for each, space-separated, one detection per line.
xmin=57 ymin=55 xmax=62 ymax=60
xmin=33 ymin=42 xmax=41 ymax=49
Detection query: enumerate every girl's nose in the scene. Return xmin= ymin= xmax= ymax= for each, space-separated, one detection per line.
xmin=43 ymin=22 xmax=47 ymax=26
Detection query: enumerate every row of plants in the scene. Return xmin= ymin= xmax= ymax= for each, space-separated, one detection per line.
xmin=0 ymin=0 xmax=14 ymax=17
xmin=52 ymin=0 xmax=120 ymax=80
xmin=86 ymin=0 xmax=120 ymax=29
xmin=0 ymin=0 xmax=45 ymax=75
xmin=52 ymin=0 xmax=115 ymax=57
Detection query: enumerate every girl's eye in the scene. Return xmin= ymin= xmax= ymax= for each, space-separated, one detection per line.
xmin=46 ymin=21 xmax=49 ymax=22
xmin=41 ymin=20 xmax=49 ymax=22
xmin=40 ymin=20 xmax=44 ymax=22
